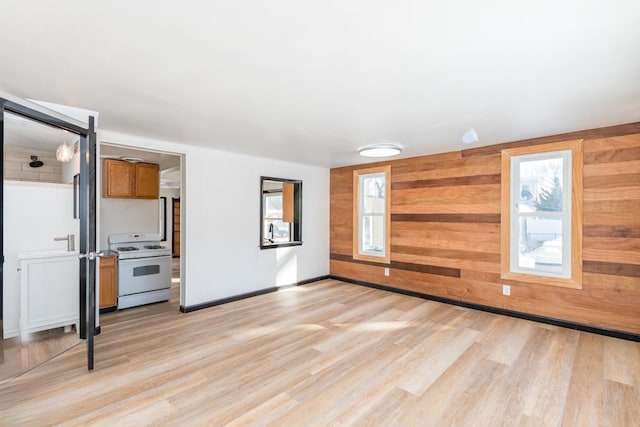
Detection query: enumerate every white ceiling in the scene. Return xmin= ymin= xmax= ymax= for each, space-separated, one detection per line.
xmin=1 ymin=1 xmax=639 ymax=167
xmin=4 ymin=112 xmax=75 ymax=152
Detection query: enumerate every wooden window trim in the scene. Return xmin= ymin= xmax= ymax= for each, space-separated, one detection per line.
xmin=501 ymin=139 xmax=583 ymax=289
xmin=282 ymin=182 xmax=294 ymax=223
xmin=353 ymin=165 xmax=391 ymax=264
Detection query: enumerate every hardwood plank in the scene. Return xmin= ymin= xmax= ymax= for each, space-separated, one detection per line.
xmin=585 ymin=199 xmax=640 ymax=213
xmin=487 ymin=320 xmax=534 ymax=366
xmin=393 ymin=220 xmax=500 ymax=234
xmin=392 ymin=244 xmax=500 ymax=264
xmin=583 ymin=261 xmax=640 ymax=278
xmin=393 ymin=184 xmax=501 ymax=204
xmin=584 ymin=133 xmax=640 ymax=152
xmin=391 ymin=202 xmax=501 ymax=214
xmin=392 ymin=234 xmax=500 ymax=253
xmin=603 ymin=337 xmax=640 ymax=386
xmin=561 ymin=334 xmax=606 ymax=426
xmin=393 ymin=154 xmax=501 ymax=182
xmin=583 ymin=173 xmax=640 ymax=189
xmin=583 ymin=225 xmax=640 ymax=238
xmin=391 ymin=213 xmax=501 ymax=223
xmin=584 ymin=212 xmax=640 ymax=226
xmin=583 ymin=247 xmax=640 ymax=265
xmin=583 ymin=272 xmax=640 ymax=291
xmin=584 ymin=159 xmax=640 ymax=177
xmin=520 ymin=328 xmax=579 ymax=425
xmin=392 ymin=173 xmax=500 ymax=190
xmin=584 ymin=146 xmax=640 ymax=165
xmin=395 ymin=326 xmax=480 ymax=395
xmin=584 ymin=186 xmax=640 ymax=201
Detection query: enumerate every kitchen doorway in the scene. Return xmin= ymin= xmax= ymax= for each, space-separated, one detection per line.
xmin=99 ymin=144 xmax=184 ymax=320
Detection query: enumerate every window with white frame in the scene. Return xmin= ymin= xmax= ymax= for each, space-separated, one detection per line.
xmin=511 ymin=150 xmax=571 ymax=277
xmin=353 ymin=166 xmax=391 ymax=263
xmin=263 ymin=191 xmax=291 ymax=244
xmin=501 ymin=139 xmax=583 ymax=289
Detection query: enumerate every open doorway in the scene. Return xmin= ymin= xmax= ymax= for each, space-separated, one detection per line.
xmin=98 ymin=143 xmax=183 ymax=320
xmin=1 ymin=111 xmax=84 ymax=381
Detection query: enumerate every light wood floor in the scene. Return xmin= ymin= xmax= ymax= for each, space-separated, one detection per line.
xmin=0 ymin=324 xmax=81 ymax=384
xmin=0 ymin=279 xmax=638 ymax=426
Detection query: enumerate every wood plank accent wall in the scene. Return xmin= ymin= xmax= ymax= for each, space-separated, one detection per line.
xmin=330 ymin=123 xmax=640 ymax=334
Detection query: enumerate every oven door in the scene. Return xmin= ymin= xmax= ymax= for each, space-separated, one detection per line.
xmin=118 ymin=255 xmax=171 ymax=296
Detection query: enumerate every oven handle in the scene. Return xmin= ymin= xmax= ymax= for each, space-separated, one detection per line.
xmin=117 ymin=255 xmax=172 ymax=264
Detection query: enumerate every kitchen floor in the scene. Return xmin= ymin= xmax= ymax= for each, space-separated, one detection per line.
xmin=98 ymin=257 xmax=181 ymax=324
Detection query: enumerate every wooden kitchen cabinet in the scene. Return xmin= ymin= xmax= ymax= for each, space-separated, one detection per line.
xmin=103 ymin=159 xmax=159 ymax=199
xmin=104 ymin=159 xmax=134 ymax=198
xmin=135 ymin=162 xmax=160 ymax=198
xmin=99 ymin=255 xmax=117 ymax=309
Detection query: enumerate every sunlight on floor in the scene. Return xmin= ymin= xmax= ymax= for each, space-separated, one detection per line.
xmin=341 ymin=321 xmax=414 ymax=332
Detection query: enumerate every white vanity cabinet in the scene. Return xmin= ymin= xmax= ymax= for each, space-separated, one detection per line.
xmin=19 ymin=251 xmax=79 ymax=335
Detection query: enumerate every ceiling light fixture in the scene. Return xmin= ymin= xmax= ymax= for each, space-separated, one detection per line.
xmin=358 ymin=143 xmax=402 ymax=158
xmin=462 ymin=128 xmax=479 ymax=144
xmin=56 ymin=142 xmax=74 ymax=162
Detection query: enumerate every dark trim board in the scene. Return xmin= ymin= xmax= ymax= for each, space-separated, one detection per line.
xmin=179 ymin=275 xmax=330 ymax=313
xmin=330 ymin=275 xmax=640 ymax=342
xmin=99 ymin=306 xmax=117 ymax=315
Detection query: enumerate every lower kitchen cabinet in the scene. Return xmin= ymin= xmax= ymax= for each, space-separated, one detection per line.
xmin=99 ymin=256 xmax=117 ymax=310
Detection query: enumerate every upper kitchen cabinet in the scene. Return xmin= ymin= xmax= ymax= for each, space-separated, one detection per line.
xmin=103 ymin=159 xmax=159 ymax=199
xmin=104 ymin=159 xmax=134 ymax=197
xmin=134 ymin=162 xmax=160 ymax=199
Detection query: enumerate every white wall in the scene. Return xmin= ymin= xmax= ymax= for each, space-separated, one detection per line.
xmin=99 ymin=131 xmax=329 ymax=308
xmin=99 ymin=198 xmax=160 ymax=250
xmin=3 ymin=181 xmax=79 ymax=337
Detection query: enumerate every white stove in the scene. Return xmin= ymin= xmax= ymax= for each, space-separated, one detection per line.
xmin=109 ymin=232 xmax=172 ymax=259
xmin=108 ymin=232 xmax=172 ymax=309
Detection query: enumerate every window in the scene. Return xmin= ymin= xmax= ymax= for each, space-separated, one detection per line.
xmin=353 ymin=166 xmax=391 ymax=263
xmin=260 ymin=177 xmax=302 ymax=249
xmin=501 ymin=140 xmax=583 ymax=289
xmin=263 ymin=192 xmax=291 ymax=244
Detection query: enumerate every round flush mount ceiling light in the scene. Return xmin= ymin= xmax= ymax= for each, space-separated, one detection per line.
xmin=358 ymin=143 xmax=402 ymax=158
xmin=462 ymin=128 xmax=479 ymax=144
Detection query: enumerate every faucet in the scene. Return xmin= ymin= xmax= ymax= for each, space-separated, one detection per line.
xmin=268 ymin=223 xmax=274 ymax=243
xmin=54 ymin=234 xmax=75 ymax=252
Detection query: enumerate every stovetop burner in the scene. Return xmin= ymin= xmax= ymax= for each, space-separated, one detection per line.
xmin=144 ymin=244 xmax=165 ymax=250
xmin=117 ymin=246 xmax=139 ymax=252
xmin=109 ymin=232 xmax=172 ymax=260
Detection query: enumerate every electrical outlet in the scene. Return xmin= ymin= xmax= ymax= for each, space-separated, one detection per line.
xmin=502 ymin=284 xmax=511 ymax=296
xmin=384 ymin=267 xmax=390 ymax=276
